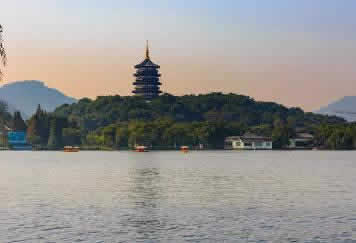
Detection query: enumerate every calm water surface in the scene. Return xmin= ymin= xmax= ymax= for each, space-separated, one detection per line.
xmin=0 ymin=151 xmax=356 ymax=242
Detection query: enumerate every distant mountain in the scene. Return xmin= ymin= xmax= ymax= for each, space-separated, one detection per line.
xmin=0 ymin=80 xmax=77 ymax=117
xmin=317 ymin=96 xmax=356 ymax=122
xmin=3 ymin=101 xmax=25 ymax=118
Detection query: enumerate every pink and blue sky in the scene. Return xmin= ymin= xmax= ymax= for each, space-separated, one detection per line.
xmin=2 ymin=0 xmax=356 ymax=111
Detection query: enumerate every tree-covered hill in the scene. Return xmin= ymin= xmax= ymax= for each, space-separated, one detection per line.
xmin=20 ymin=92 xmax=351 ymax=150
xmin=54 ymin=92 xmax=345 ymax=132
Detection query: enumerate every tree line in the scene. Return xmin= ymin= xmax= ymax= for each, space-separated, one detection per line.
xmin=313 ymin=124 xmax=356 ymax=150
xmin=25 ymin=105 xmax=79 ymax=149
xmin=85 ymin=119 xmax=242 ymax=149
xmin=15 ymin=93 xmax=352 ymax=150
xmin=20 ymin=108 xmax=356 ymax=150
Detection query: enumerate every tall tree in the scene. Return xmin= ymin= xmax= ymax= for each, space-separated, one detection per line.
xmin=27 ymin=105 xmax=50 ymax=144
xmin=272 ymin=120 xmax=291 ymax=149
xmin=47 ymin=119 xmax=63 ymax=149
xmin=12 ymin=111 xmax=27 ymax=131
xmin=115 ymin=125 xmax=129 ymax=147
xmin=0 ymin=24 xmax=7 ymax=81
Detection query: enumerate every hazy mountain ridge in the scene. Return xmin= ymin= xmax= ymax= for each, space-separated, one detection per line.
xmin=317 ymin=96 xmax=356 ymax=122
xmin=4 ymin=101 xmax=26 ymax=118
xmin=0 ymin=80 xmax=77 ymax=117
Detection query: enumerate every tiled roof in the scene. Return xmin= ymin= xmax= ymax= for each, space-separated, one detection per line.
xmin=135 ymin=58 xmax=160 ymax=68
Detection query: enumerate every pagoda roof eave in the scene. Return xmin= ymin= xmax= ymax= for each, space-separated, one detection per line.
xmin=135 ymin=58 xmax=160 ymax=68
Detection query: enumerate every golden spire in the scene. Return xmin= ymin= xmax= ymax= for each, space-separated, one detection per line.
xmin=146 ymin=40 xmax=150 ymax=59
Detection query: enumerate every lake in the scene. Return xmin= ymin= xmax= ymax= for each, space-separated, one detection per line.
xmin=1 ymin=151 xmax=356 ymax=242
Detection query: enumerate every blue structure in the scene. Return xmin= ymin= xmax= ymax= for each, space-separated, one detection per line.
xmin=8 ymin=131 xmax=32 ymax=150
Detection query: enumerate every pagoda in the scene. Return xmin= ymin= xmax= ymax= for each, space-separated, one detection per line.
xmin=133 ymin=41 xmax=162 ymax=99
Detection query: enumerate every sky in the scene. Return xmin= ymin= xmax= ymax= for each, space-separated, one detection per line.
xmin=2 ymin=0 xmax=356 ymax=111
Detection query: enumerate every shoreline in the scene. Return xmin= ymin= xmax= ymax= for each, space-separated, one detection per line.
xmin=2 ymin=148 xmax=356 ymax=152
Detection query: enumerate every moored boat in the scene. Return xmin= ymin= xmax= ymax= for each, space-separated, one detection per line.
xmin=135 ymin=146 xmax=149 ymax=152
xmin=180 ymin=146 xmax=189 ymax=153
xmin=64 ymin=146 xmax=80 ymax=152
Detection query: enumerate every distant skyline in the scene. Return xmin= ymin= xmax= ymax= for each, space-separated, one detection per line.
xmin=2 ymin=0 xmax=356 ymax=111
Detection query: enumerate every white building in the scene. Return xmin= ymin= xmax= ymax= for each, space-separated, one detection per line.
xmin=224 ymin=133 xmax=273 ymax=150
xmin=288 ymin=133 xmax=314 ymax=149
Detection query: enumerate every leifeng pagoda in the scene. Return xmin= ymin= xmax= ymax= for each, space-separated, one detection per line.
xmin=133 ymin=42 xmax=162 ymax=99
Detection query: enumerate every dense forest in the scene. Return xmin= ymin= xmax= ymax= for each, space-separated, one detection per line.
xmin=21 ymin=92 xmax=348 ymax=150
xmin=53 ymin=93 xmax=344 ymax=130
xmin=2 ymin=92 xmax=356 ymax=150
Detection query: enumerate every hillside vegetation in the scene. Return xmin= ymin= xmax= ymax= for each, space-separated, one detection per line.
xmin=54 ymin=93 xmax=344 ymax=130
xmin=42 ymin=93 xmax=347 ymax=149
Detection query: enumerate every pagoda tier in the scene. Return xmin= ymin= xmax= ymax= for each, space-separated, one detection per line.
xmin=133 ymin=81 xmax=162 ymax=85
xmin=134 ymin=69 xmax=161 ymax=77
xmin=132 ymin=42 xmax=162 ymax=99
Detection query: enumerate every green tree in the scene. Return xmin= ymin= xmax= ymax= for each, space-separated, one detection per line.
xmin=47 ymin=119 xmax=63 ymax=149
xmin=163 ymin=123 xmax=193 ymax=147
xmin=128 ymin=121 xmax=152 ymax=147
xmin=0 ymin=24 xmax=6 ymax=81
xmin=12 ymin=111 xmax=27 ymax=131
xmin=115 ymin=125 xmax=129 ymax=147
xmin=272 ymin=120 xmax=291 ymax=149
xmin=27 ymin=105 xmax=50 ymax=144
xmin=327 ymin=128 xmax=353 ymax=150
xmin=86 ymin=132 xmax=104 ymax=146
xmin=62 ymin=128 xmax=81 ymax=146
xmin=102 ymin=125 xmax=116 ymax=147
xmin=27 ymin=115 xmax=42 ymax=145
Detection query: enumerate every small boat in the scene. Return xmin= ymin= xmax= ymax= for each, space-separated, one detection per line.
xmin=64 ymin=146 xmax=80 ymax=152
xmin=135 ymin=146 xmax=149 ymax=152
xmin=180 ymin=146 xmax=189 ymax=153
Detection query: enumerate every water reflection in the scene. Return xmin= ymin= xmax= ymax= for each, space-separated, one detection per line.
xmin=1 ymin=151 xmax=356 ymax=242
xmin=127 ymin=167 xmax=165 ymax=240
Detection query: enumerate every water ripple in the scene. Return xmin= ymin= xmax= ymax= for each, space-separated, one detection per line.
xmin=0 ymin=151 xmax=355 ymax=242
